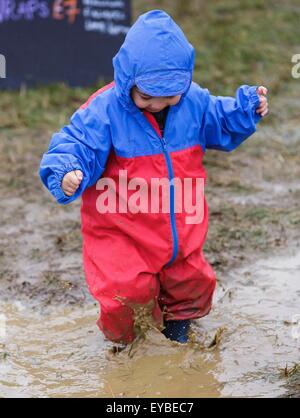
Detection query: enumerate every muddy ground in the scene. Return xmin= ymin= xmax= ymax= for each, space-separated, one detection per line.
xmin=0 ymin=82 xmax=299 ymax=397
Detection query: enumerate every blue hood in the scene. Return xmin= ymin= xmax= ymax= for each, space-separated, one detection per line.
xmin=113 ymin=10 xmax=195 ymax=110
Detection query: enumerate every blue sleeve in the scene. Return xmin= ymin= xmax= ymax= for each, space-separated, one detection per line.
xmin=201 ymin=85 xmax=262 ymax=152
xmin=39 ymin=99 xmax=112 ymax=204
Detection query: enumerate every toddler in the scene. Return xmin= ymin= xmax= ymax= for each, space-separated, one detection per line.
xmin=40 ymin=10 xmax=268 ymax=344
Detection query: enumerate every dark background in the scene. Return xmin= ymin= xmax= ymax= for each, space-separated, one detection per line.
xmin=0 ymin=0 xmax=131 ymax=88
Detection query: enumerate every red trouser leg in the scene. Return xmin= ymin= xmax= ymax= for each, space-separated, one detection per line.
xmin=158 ymin=247 xmax=217 ymax=321
xmin=97 ymin=271 xmax=163 ymax=344
xmin=83 ymin=238 xmax=215 ymax=342
xmin=83 ymin=240 xmax=163 ymax=344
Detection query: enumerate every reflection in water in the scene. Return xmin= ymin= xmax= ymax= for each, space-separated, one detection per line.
xmin=0 ymin=250 xmax=299 ymax=398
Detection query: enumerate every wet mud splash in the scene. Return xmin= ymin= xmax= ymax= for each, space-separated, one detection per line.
xmin=1 ymin=249 xmax=299 ymax=398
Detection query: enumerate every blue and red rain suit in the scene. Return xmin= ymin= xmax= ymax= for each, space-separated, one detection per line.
xmin=39 ymin=10 xmax=262 ymax=343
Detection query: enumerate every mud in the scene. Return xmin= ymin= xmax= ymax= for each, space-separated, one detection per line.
xmin=0 ymin=83 xmax=299 ymax=397
xmin=0 ymin=249 xmax=299 ymax=398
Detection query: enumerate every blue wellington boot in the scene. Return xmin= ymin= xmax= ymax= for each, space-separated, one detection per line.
xmin=162 ymin=319 xmax=191 ymax=343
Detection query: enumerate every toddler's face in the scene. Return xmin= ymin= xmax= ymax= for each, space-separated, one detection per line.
xmin=131 ymin=86 xmax=181 ymax=113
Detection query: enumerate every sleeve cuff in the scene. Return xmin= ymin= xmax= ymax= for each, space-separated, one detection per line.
xmin=248 ymin=85 xmax=260 ymax=109
xmin=51 ymin=163 xmax=83 ymax=204
xmin=248 ymin=85 xmax=262 ymax=124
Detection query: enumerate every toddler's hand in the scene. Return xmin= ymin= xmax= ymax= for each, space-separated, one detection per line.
xmin=256 ymin=85 xmax=269 ymax=117
xmin=62 ymin=170 xmax=83 ymax=196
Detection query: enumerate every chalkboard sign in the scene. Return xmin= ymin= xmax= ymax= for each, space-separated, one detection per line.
xmin=0 ymin=0 xmax=131 ymax=89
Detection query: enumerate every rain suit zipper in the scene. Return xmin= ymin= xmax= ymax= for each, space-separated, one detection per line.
xmin=160 ymin=135 xmax=179 ymax=267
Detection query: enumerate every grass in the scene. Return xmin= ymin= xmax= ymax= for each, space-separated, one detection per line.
xmin=133 ymin=0 xmax=300 ymax=96
xmin=0 ymin=0 xmax=299 ymax=133
xmin=0 ymin=83 xmax=98 ymax=133
xmin=204 ymin=204 xmax=299 ymax=269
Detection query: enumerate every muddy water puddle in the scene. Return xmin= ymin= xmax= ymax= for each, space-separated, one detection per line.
xmin=0 ymin=249 xmax=299 ymax=398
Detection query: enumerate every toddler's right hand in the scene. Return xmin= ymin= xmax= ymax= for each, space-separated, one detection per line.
xmin=62 ymin=170 xmax=83 ymax=196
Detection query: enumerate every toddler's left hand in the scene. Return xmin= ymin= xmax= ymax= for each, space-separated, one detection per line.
xmin=256 ymin=85 xmax=269 ymax=117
